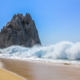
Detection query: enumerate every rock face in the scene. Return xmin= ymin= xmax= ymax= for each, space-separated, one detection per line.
xmin=0 ymin=13 xmax=41 ymax=48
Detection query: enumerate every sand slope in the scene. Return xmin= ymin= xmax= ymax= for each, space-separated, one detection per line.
xmin=0 ymin=68 xmax=23 ymax=80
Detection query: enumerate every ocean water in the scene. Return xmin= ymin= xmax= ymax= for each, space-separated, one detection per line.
xmin=0 ymin=41 xmax=80 ymax=65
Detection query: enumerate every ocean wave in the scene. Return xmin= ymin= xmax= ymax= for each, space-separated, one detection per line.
xmin=0 ymin=41 xmax=80 ymax=60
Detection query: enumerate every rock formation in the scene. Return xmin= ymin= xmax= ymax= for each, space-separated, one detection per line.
xmin=0 ymin=13 xmax=41 ymax=48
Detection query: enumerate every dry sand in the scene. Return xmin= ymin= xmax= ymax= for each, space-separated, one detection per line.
xmin=0 ymin=60 xmax=23 ymax=80
xmin=1 ymin=58 xmax=80 ymax=80
xmin=0 ymin=68 xmax=23 ymax=80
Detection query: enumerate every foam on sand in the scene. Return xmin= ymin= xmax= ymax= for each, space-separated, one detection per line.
xmin=0 ymin=60 xmax=3 ymax=68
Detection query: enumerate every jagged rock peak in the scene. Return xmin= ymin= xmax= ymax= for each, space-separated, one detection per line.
xmin=0 ymin=13 xmax=41 ymax=48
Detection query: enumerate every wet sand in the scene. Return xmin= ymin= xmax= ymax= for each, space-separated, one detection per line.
xmin=0 ymin=65 xmax=23 ymax=80
xmin=1 ymin=58 xmax=80 ymax=80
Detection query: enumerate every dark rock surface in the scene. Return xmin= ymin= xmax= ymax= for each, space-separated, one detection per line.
xmin=0 ymin=13 xmax=41 ymax=48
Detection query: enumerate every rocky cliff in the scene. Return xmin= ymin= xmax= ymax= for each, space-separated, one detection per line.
xmin=0 ymin=13 xmax=41 ymax=48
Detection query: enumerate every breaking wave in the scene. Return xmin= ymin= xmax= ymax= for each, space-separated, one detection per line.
xmin=0 ymin=41 xmax=80 ymax=60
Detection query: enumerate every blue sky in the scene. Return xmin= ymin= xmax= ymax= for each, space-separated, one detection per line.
xmin=0 ymin=0 xmax=80 ymax=45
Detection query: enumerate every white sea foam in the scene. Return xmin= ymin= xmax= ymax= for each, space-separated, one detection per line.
xmin=0 ymin=60 xmax=3 ymax=68
xmin=0 ymin=41 xmax=80 ymax=64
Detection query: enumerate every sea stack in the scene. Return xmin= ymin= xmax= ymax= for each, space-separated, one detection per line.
xmin=0 ymin=13 xmax=41 ymax=48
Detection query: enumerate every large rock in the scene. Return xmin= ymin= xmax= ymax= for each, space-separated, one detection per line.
xmin=0 ymin=13 xmax=41 ymax=48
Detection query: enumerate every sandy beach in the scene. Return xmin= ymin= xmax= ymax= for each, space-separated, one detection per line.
xmin=0 ymin=58 xmax=80 ymax=80
xmin=0 ymin=68 xmax=23 ymax=80
xmin=0 ymin=59 xmax=23 ymax=80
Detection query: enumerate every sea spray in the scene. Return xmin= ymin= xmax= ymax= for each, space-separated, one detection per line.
xmin=0 ymin=41 xmax=80 ymax=60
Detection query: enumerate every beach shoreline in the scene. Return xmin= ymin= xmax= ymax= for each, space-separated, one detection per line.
xmin=1 ymin=58 xmax=80 ymax=80
xmin=0 ymin=59 xmax=23 ymax=80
